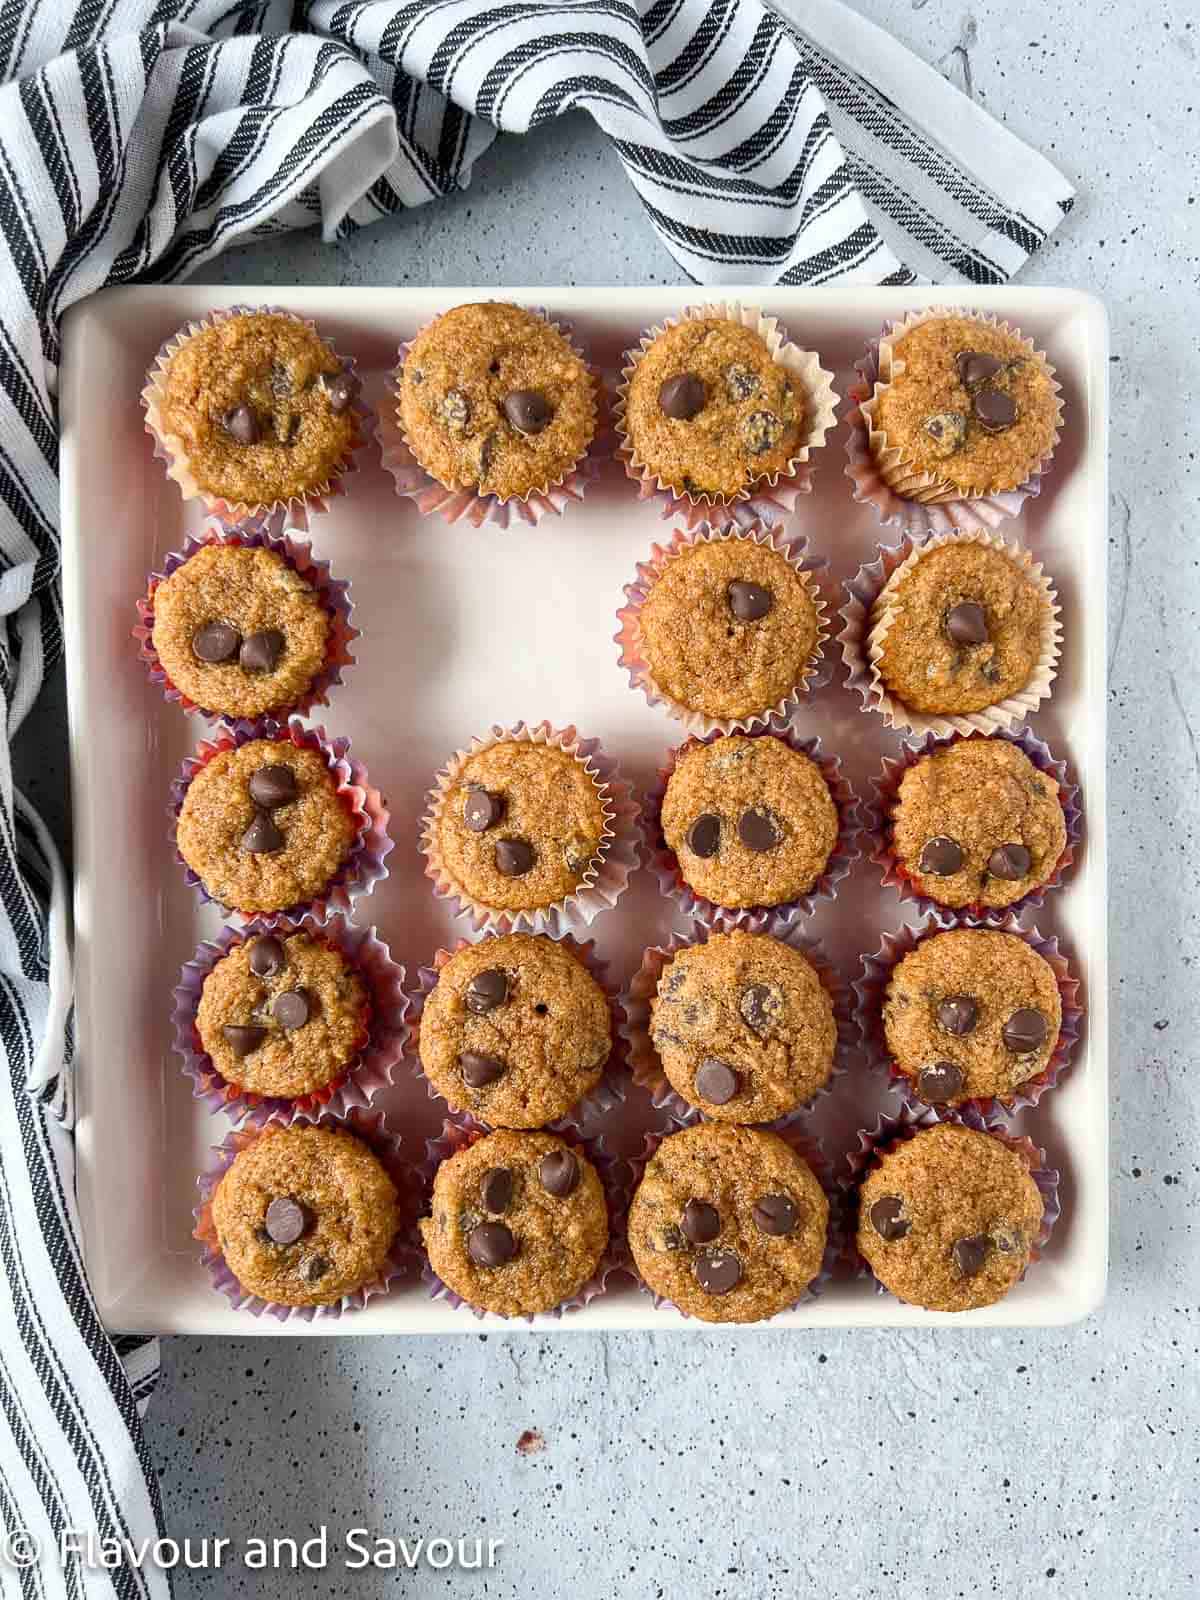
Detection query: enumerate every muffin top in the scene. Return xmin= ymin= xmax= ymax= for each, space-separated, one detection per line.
xmin=649 ymin=931 xmax=836 ymax=1121
xmin=891 ymin=737 xmax=1067 ymax=910
xmin=883 ymin=929 xmax=1062 ymax=1107
xmin=874 ymin=541 xmax=1047 ymax=717
xmin=419 ymin=1128 xmax=608 ymax=1317
xmin=661 ymin=734 xmax=839 ymax=910
xmin=856 ymin=1123 xmax=1043 ymax=1312
xmin=196 ymin=931 xmax=369 ymax=1101
xmin=211 ymin=1124 xmax=399 ymax=1307
xmin=398 ymin=303 xmax=595 ymax=500
xmin=625 ymin=318 xmax=806 ymax=500
xmin=873 ymin=316 xmax=1058 ymax=496
xmin=433 ymin=741 xmax=608 ymax=915
xmin=176 ymin=737 xmax=357 ymax=914
xmin=628 ymin=1123 xmax=828 ymax=1324
xmin=636 ymin=537 xmax=822 ymax=722
xmin=150 ymin=543 xmax=332 ymax=719
xmin=418 ymin=934 xmax=612 ymax=1128
xmin=156 ymin=311 xmax=358 ymax=507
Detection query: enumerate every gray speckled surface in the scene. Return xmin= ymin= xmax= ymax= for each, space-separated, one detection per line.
xmin=32 ymin=0 xmax=1200 ymax=1593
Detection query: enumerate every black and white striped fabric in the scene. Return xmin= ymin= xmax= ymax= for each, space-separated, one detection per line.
xmin=0 ymin=2 xmax=1072 ymax=1594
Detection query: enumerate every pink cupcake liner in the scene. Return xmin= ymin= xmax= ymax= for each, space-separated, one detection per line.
xmin=615 ymin=520 xmax=833 ymax=736
xmin=141 ymin=304 xmax=371 ymax=531
xmin=169 ymin=716 xmax=392 ymax=929
xmin=378 ymin=306 xmax=604 ymax=529
xmin=620 ymin=920 xmax=854 ymax=1123
xmin=405 ymin=931 xmax=627 ymax=1133
xmin=852 ymin=914 xmax=1083 ymax=1123
xmin=839 ymin=529 xmax=1061 ymax=740
xmin=419 ymin=719 xmax=640 ymax=936
xmin=417 ymin=1116 xmax=630 ymax=1321
xmin=843 ymin=1105 xmax=1061 ymax=1295
xmin=133 ymin=518 xmax=357 ymax=730
xmin=193 ymin=1108 xmax=417 ymax=1322
xmin=866 ymin=726 xmax=1082 ymax=926
xmin=643 ymin=723 xmax=861 ymax=933
xmin=172 ymin=913 xmax=410 ymax=1129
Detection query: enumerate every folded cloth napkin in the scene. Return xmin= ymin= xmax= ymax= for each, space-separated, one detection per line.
xmin=0 ymin=2 xmax=1074 ymax=1593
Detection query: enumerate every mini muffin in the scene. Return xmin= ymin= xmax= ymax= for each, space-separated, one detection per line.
xmin=872 ymin=540 xmax=1051 ymax=718
xmin=430 ymin=740 xmax=607 ymax=917
xmin=196 ymin=930 xmax=369 ymax=1101
xmin=176 ymin=736 xmax=357 ymax=914
xmin=890 ymin=737 xmax=1067 ymax=911
xmin=883 ymin=929 xmax=1063 ymax=1107
xmin=856 ymin=1122 xmax=1044 ymax=1312
xmin=633 ymin=535 xmax=823 ymax=723
xmin=149 ymin=310 xmax=360 ymax=509
xmin=419 ymin=1128 xmax=609 ymax=1317
xmin=418 ymin=935 xmax=612 ymax=1127
xmin=398 ymin=303 xmax=595 ymax=501
xmin=871 ymin=314 xmax=1059 ymax=498
xmin=149 ymin=543 xmax=332 ymax=719
xmin=623 ymin=317 xmax=806 ymax=500
xmin=210 ymin=1123 xmax=399 ymax=1307
xmin=648 ymin=931 xmax=836 ymax=1120
xmin=661 ymin=734 xmax=839 ymax=910
xmin=628 ymin=1123 xmax=828 ymax=1323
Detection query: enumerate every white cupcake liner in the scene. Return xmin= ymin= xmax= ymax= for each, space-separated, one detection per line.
xmin=419 ymin=719 xmax=640 ymax=936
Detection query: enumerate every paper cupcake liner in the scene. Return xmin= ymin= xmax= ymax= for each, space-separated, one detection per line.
xmin=169 ymin=716 xmax=392 ymax=929
xmin=133 ymin=518 xmax=357 ymax=730
xmin=141 ymin=304 xmax=371 ymax=531
xmin=843 ymin=1105 xmax=1061 ymax=1296
xmin=839 ymin=528 xmax=1061 ymax=739
xmin=417 ymin=1116 xmax=629 ymax=1321
xmin=192 ymin=1109 xmax=417 ymax=1322
xmin=626 ymin=1120 xmax=842 ymax=1317
xmin=866 ymin=726 xmax=1082 ymax=926
xmin=615 ymin=520 xmax=833 ymax=736
xmin=644 ymin=724 xmax=861 ymax=932
xmin=419 ymin=720 xmax=640 ymax=936
xmin=852 ymin=914 xmax=1083 ymax=1123
xmin=620 ymin=920 xmax=853 ymax=1122
xmin=613 ymin=301 xmax=839 ymax=530
xmin=405 ymin=931 xmax=626 ymax=1133
xmin=172 ymin=914 xmax=410 ymax=1129
xmin=379 ymin=305 xmax=604 ymax=529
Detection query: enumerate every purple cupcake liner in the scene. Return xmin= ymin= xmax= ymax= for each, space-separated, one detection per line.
xmin=169 ymin=716 xmax=392 ymax=930
xmin=865 ymin=726 xmax=1082 ymax=927
xmin=133 ymin=518 xmax=357 ymax=729
xmin=172 ymin=913 xmax=410 ymax=1129
xmin=852 ymin=914 xmax=1083 ymax=1124
xmin=193 ymin=1108 xmax=417 ymax=1322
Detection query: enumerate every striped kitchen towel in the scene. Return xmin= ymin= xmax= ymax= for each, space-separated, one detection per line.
xmin=0 ymin=2 xmax=1073 ymax=1595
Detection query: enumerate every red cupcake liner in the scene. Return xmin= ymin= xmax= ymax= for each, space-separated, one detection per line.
xmin=169 ymin=716 xmax=392 ymax=929
xmin=643 ymin=723 xmax=861 ymax=933
xmin=133 ymin=518 xmax=357 ymax=729
xmin=852 ymin=914 xmax=1083 ymax=1123
xmin=866 ymin=726 xmax=1082 ymax=927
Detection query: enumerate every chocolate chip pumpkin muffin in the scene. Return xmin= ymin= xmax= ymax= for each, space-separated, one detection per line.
xmin=418 ymin=935 xmax=611 ymax=1127
xmin=648 ymin=931 xmax=836 ymax=1120
xmin=196 ymin=931 xmax=369 ymax=1101
xmin=890 ymin=736 xmax=1067 ymax=911
xmin=882 ymin=929 xmax=1062 ymax=1107
xmin=397 ymin=302 xmax=596 ymax=501
xmin=419 ymin=1128 xmax=609 ymax=1317
xmin=629 ymin=1123 xmax=828 ymax=1323
xmin=176 ymin=736 xmax=357 ymax=915
xmin=210 ymin=1123 xmax=400 ymax=1307
xmin=856 ymin=1122 xmax=1044 ymax=1312
xmin=661 ymin=734 xmax=840 ymax=911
